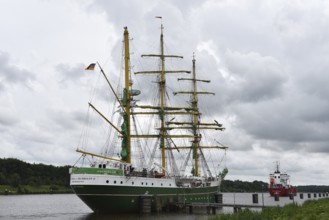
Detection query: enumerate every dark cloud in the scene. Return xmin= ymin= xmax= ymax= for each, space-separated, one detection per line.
xmin=296 ymin=64 xmax=329 ymax=103
xmin=224 ymin=50 xmax=287 ymax=103
xmin=0 ymin=51 xmax=35 ymax=91
xmin=0 ymin=113 xmax=18 ymax=127
xmin=49 ymin=109 xmax=85 ymax=131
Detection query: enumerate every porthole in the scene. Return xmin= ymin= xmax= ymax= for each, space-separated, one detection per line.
xmin=146 ymin=182 xmax=148 ymax=185
xmin=161 ymin=183 xmax=163 ymax=186
xmin=106 ymin=180 xmax=109 ymax=184
xmin=142 ymin=182 xmax=144 ymax=185
xmin=152 ymin=183 xmax=154 ymax=186
xmin=114 ymin=180 xmax=117 ymax=184
xmin=169 ymin=184 xmax=171 ymax=186
xmin=132 ymin=182 xmax=134 ymax=185
xmin=120 ymin=181 xmax=123 ymax=184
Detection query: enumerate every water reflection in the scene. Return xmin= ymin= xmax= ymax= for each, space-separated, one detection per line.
xmin=79 ymin=212 xmax=209 ymax=220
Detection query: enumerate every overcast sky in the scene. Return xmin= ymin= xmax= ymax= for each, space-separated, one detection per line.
xmin=1 ymin=0 xmax=329 ymax=185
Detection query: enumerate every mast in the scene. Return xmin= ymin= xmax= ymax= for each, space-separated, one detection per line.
xmin=191 ymin=54 xmax=199 ymax=176
xmin=173 ymin=54 xmax=226 ymax=176
xmin=134 ymin=20 xmax=191 ymax=174
xmin=275 ymin=161 xmax=280 ymax=173
xmin=75 ymin=28 xmax=132 ymax=164
xmin=159 ymin=23 xmax=166 ymax=173
xmin=121 ymin=27 xmax=131 ymax=163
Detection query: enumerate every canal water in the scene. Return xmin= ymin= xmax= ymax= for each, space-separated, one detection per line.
xmin=0 ymin=193 xmax=322 ymax=220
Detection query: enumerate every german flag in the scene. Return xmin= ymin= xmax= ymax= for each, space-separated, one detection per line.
xmin=85 ymin=63 xmax=96 ymax=70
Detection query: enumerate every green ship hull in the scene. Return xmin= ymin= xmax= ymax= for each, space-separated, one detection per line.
xmin=71 ymin=184 xmax=219 ymax=213
xmin=70 ymin=168 xmax=221 ymax=213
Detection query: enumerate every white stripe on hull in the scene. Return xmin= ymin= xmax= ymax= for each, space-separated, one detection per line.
xmin=71 ymin=174 xmax=221 ymax=189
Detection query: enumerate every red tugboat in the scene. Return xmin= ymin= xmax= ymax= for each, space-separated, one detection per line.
xmin=268 ymin=162 xmax=297 ymax=196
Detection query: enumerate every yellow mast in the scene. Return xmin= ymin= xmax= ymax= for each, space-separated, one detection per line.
xmin=76 ymin=149 xmax=125 ymax=163
xmin=191 ymin=54 xmax=199 ymax=176
xmin=123 ymin=27 xmax=131 ymax=163
xmin=173 ymin=54 xmax=225 ymax=176
xmin=76 ymin=28 xmax=132 ymax=163
xmin=159 ymin=23 xmax=166 ymax=173
xmin=134 ymin=20 xmax=191 ymax=174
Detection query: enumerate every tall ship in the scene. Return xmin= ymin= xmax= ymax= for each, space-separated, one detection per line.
xmin=70 ymin=22 xmax=228 ymax=213
xmin=268 ymin=162 xmax=297 ymax=197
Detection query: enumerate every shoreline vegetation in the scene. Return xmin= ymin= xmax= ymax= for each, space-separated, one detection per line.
xmin=209 ymin=198 xmax=329 ymax=220
xmin=0 ymin=185 xmax=72 ymax=195
xmin=1 ymin=158 xmax=329 ymax=195
xmin=0 ymin=158 xmax=72 ymax=195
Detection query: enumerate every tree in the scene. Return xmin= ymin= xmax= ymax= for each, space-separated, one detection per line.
xmin=10 ymin=173 xmax=21 ymax=187
xmin=0 ymin=172 xmax=6 ymax=184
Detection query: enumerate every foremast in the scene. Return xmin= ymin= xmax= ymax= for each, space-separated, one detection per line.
xmin=76 ymin=27 xmax=133 ymax=164
xmin=121 ymin=27 xmax=132 ymax=163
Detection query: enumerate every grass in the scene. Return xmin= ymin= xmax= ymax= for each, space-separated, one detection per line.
xmin=209 ymin=198 xmax=329 ymax=220
xmin=0 ymin=185 xmax=72 ymax=194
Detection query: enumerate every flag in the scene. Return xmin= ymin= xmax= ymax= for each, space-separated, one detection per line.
xmin=85 ymin=63 xmax=96 ymax=71
xmin=155 ymin=16 xmax=162 ymax=19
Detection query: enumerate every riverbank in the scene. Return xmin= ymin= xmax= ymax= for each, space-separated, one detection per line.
xmin=0 ymin=185 xmax=72 ymax=195
xmin=210 ymin=198 xmax=329 ymax=220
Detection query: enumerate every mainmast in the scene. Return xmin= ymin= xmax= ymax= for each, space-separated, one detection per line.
xmin=159 ymin=23 xmax=166 ymax=172
xmin=134 ymin=19 xmax=191 ymax=174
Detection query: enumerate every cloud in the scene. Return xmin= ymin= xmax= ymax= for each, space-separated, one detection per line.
xmin=0 ymin=109 xmax=18 ymax=128
xmin=0 ymin=51 xmax=35 ymax=91
xmin=56 ymin=63 xmax=86 ymax=85
xmin=224 ymin=50 xmax=287 ymax=103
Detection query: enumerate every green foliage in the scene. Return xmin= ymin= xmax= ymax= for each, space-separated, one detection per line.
xmin=220 ymin=179 xmax=329 ymax=193
xmin=209 ymin=198 xmax=329 ymax=220
xmin=0 ymin=158 xmax=70 ymax=188
xmin=10 ymin=173 xmax=21 ymax=187
xmin=221 ymin=180 xmax=268 ymax=192
xmin=297 ymin=185 xmax=329 ymax=193
xmin=0 ymin=184 xmax=72 ymax=194
xmin=0 ymin=172 xmax=6 ymax=184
